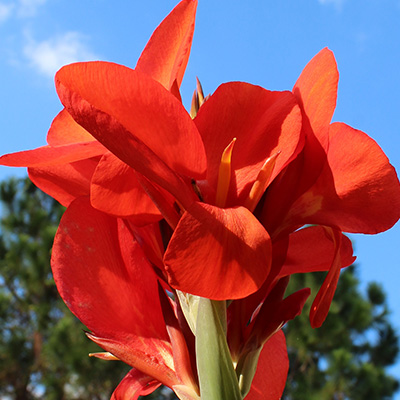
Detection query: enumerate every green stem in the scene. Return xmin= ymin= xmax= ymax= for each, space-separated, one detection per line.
xmin=195 ymin=298 xmax=242 ymax=400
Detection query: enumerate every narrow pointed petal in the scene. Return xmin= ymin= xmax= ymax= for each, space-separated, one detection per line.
xmin=244 ymin=331 xmax=288 ymax=400
xmin=51 ymin=197 xmax=168 ymax=340
xmin=0 ymin=141 xmax=104 ymax=167
xmin=90 ymin=152 xmax=161 ymax=222
xmin=55 ymin=62 xmax=206 ymax=183
xmin=136 ymin=0 xmax=197 ymax=90
xmin=249 ymin=286 xmax=310 ymax=349
xmin=87 ymin=334 xmax=178 ymax=389
xmin=286 ymin=123 xmax=400 ymax=233
xmin=111 ymin=369 xmax=161 ymax=400
xmin=278 ymin=225 xmax=355 ymax=277
xmin=164 ymin=202 xmax=272 ymax=300
xmin=195 ymin=82 xmax=302 ymax=206
xmin=293 ymin=47 xmax=338 ymax=151
xmin=309 ymin=228 xmax=343 ymax=328
xmin=158 ymin=286 xmax=199 ymax=393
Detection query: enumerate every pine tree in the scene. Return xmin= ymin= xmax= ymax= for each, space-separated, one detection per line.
xmin=283 ymin=265 xmax=399 ymax=399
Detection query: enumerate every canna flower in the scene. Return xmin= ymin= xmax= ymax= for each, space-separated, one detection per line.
xmin=2 ymin=2 xmax=399 ymax=319
xmin=1 ymin=0 xmax=400 ymax=397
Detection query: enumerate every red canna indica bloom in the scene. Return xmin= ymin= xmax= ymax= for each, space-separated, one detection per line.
xmin=1 ymin=0 xmax=399 ymax=327
xmin=1 ymin=0 xmax=400 ymax=398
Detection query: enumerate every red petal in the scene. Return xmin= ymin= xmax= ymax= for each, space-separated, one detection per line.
xmin=51 ymin=197 xmax=168 ymax=340
xmin=47 ymin=109 xmax=96 ymax=145
xmin=278 ymin=225 xmax=355 ymax=277
xmin=164 ymin=202 xmax=272 ymax=300
xmin=90 ymin=152 xmax=161 ymax=223
xmin=0 ymin=141 xmax=104 ymax=167
xmin=55 ymin=62 xmax=206 ymax=186
xmin=87 ymin=333 xmax=178 ymax=389
xmin=249 ymin=286 xmax=310 ymax=349
xmin=195 ymin=82 xmax=302 ymax=205
xmin=293 ymin=47 xmax=338 ymax=152
xmin=260 ymin=49 xmax=339 ymax=237
xmin=28 ymin=157 xmax=98 ymax=206
xmin=245 ymin=331 xmax=288 ymax=400
xmin=309 ymin=228 xmax=343 ymax=328
xmin=111 ymin=369 xmax=161 ymax=400
xmin=286 ymin=123 xmax=400 ymax=233
xmin=136 ymin=0 xmax=197 ymax=90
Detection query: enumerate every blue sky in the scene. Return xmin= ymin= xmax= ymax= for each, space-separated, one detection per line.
xmin=1 ymin=0 xmax=399 ymax=394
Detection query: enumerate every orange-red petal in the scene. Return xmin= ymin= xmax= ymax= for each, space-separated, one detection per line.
xmin=285 ymin=123 xmax=400 ymax=233
xmin=56 ymin=62 xmax=204 ymax=208
xmin=0 ymin=141 xmax=104 ymax=167
xmin=293 ymin=47 xmax=338 ymax=152
xmin=164 ymin=202 xmax=272 ymax=300
xmin=136 ymin=0 xmax=197 ymax=90
xmin=56 ymin=62 xmax=206 ymax=178
xmin=47 ymin=109 xmax=96 ymax=145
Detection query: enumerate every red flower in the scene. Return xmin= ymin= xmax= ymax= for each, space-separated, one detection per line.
xmin=1 ymin=1 xmax=399 ymax=397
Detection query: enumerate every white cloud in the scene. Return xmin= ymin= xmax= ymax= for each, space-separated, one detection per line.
xmin=23 ymin=31 xmax=99 ymax=78
xmin=0 ymin=2 xmax=14 ymax=23
xmin=0 ymin=0 xmax=47 ymax=21
xmin=17 ymin=0 xmax=47 ymax=18
xmin=318 ymin=0 xmax=345 ymax=10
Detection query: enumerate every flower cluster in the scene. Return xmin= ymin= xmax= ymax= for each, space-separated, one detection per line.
xmin=1 ymin=1 xmax=399 ymax=399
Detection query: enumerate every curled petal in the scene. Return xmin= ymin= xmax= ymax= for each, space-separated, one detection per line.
xmin=111 ymin=369 xmax=161 ymax=400
xmin=164 ymin=202 xmax=272 ymax=300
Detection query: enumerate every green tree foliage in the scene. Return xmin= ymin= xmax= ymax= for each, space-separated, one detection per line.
xmin=0 ymin=178 xmax=129 ymax=400
xmin=283 ymin=266 xmax=399 ymax=400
